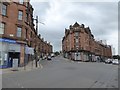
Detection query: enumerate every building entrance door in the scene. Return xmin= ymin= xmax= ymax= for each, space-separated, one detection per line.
xmin=75 ymin=52 xmax=81 ymax=61
xmin=8 ymin=52 xmax=20 ymax=67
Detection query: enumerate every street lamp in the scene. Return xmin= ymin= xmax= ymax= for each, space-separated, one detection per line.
xmin=33 ymin=16 xmax=45 ymax=68
xmin=33 ymin=16 xmax=45 ymax=35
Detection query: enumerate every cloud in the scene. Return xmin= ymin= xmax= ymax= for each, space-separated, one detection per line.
xmin=31 ymin=0 xmax=118 ymax=54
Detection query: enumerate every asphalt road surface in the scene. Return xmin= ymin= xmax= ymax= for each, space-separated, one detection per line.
xmin=2 ymin=55 xmax=118 ymax=88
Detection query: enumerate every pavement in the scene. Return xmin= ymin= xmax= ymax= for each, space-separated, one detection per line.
xmin=1 ymin=55 xmax=69 ymax=74
xmin=1 ymin=60 xmax=43 ymax=74
xmin=2 ymin=55 xmax=118 ymax=88
xmin=0 ymin=55 xmax=78 ymax=74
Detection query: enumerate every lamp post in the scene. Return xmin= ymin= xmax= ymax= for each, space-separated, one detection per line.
xmin=33 ymin=37 xmax=38 ymax=68
xmin=33 ymin=16 xmax=45 ymax=68
xmin=33 ymin=16 xmax=45 ymax=35
xmin=34 ymin=16 xmax=38 ymax=35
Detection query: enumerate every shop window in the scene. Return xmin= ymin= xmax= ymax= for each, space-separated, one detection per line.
xmin=0 ymin=52 xmax=7 ymax=66
xmin=4 ymin=53 xmax=8 ymax=65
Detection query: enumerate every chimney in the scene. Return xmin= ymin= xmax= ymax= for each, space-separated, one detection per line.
xmin=69 ymin=25 xmax=72 ymax=29
xmin=42 ymin=38 xmax=44 ymax=41
xmin=81 ymin=24 xmax=84 ymax=28
xmin=39 ymin=34 xmax=41 ymax=38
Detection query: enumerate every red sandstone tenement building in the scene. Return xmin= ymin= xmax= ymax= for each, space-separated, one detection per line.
xmin=0 ymin=0 xmax=53 ymax=68
xmin=62 ymin=22 xmax=112 ymax=61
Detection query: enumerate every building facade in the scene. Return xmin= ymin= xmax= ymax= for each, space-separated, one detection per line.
xmin=0 ymin=0 xmax=52 ymax=68
xmin=62 ymin=22 xmax=112 ymax=62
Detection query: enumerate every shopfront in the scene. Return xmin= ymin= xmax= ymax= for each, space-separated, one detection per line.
xmin=74 ymin=52 xmax=81 ymax=61
xmin=0 ymin=38 xmax=21 ymax=68
xmin=83 ymin=53 xmax=89 ymax=62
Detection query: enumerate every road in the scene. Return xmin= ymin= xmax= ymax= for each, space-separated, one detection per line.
xmin=2 ymin=55 xmax=118 ymax=88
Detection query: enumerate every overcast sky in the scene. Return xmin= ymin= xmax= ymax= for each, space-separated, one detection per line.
xmin=30 ymin=0 xmax=118 ymax=55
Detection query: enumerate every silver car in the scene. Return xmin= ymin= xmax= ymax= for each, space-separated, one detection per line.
xmin=112 ymin=59 xmax=119 ymax=65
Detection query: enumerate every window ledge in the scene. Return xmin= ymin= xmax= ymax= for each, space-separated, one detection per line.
xmin=1 ymin=14 xmax=8 ymax=18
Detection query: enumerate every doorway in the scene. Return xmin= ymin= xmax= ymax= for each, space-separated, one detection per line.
xmin=8 ymin=52 xmax=20 ymax=67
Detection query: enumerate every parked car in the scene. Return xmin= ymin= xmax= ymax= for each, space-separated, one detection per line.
xmin=47 ymin=55 xmax=52 ymax=60
xmin=43 ymin=56 xmax=47 ymax=60
xmin=105 ymin=59 xmax=112 ymax=64
xmin=112 ymin=59 xmax=119 ymax=65
xmin=51 ymin=53 xmax=55 ymax=57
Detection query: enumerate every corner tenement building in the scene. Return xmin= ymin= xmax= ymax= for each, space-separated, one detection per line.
xmin=62 ymin=22 xmax=112 ymax=61
xmin=0 ymin=0 xmax=53 ymax=68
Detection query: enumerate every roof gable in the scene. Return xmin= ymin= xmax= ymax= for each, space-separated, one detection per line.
xmin=73 ymin=22 xmax=80 ymax=27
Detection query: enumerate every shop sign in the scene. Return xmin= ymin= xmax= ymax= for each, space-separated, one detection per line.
xmin=9 ymin=44 xmax=20 ymax=52
xmin=25 ymin=47 xmax=34 ymax=55
xmin=0 ymin=38 xmax=16 ymax=43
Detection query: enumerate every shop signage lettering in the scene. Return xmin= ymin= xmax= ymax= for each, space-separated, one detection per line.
xmin=0 ymin=38 xmax=16 ymax=43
